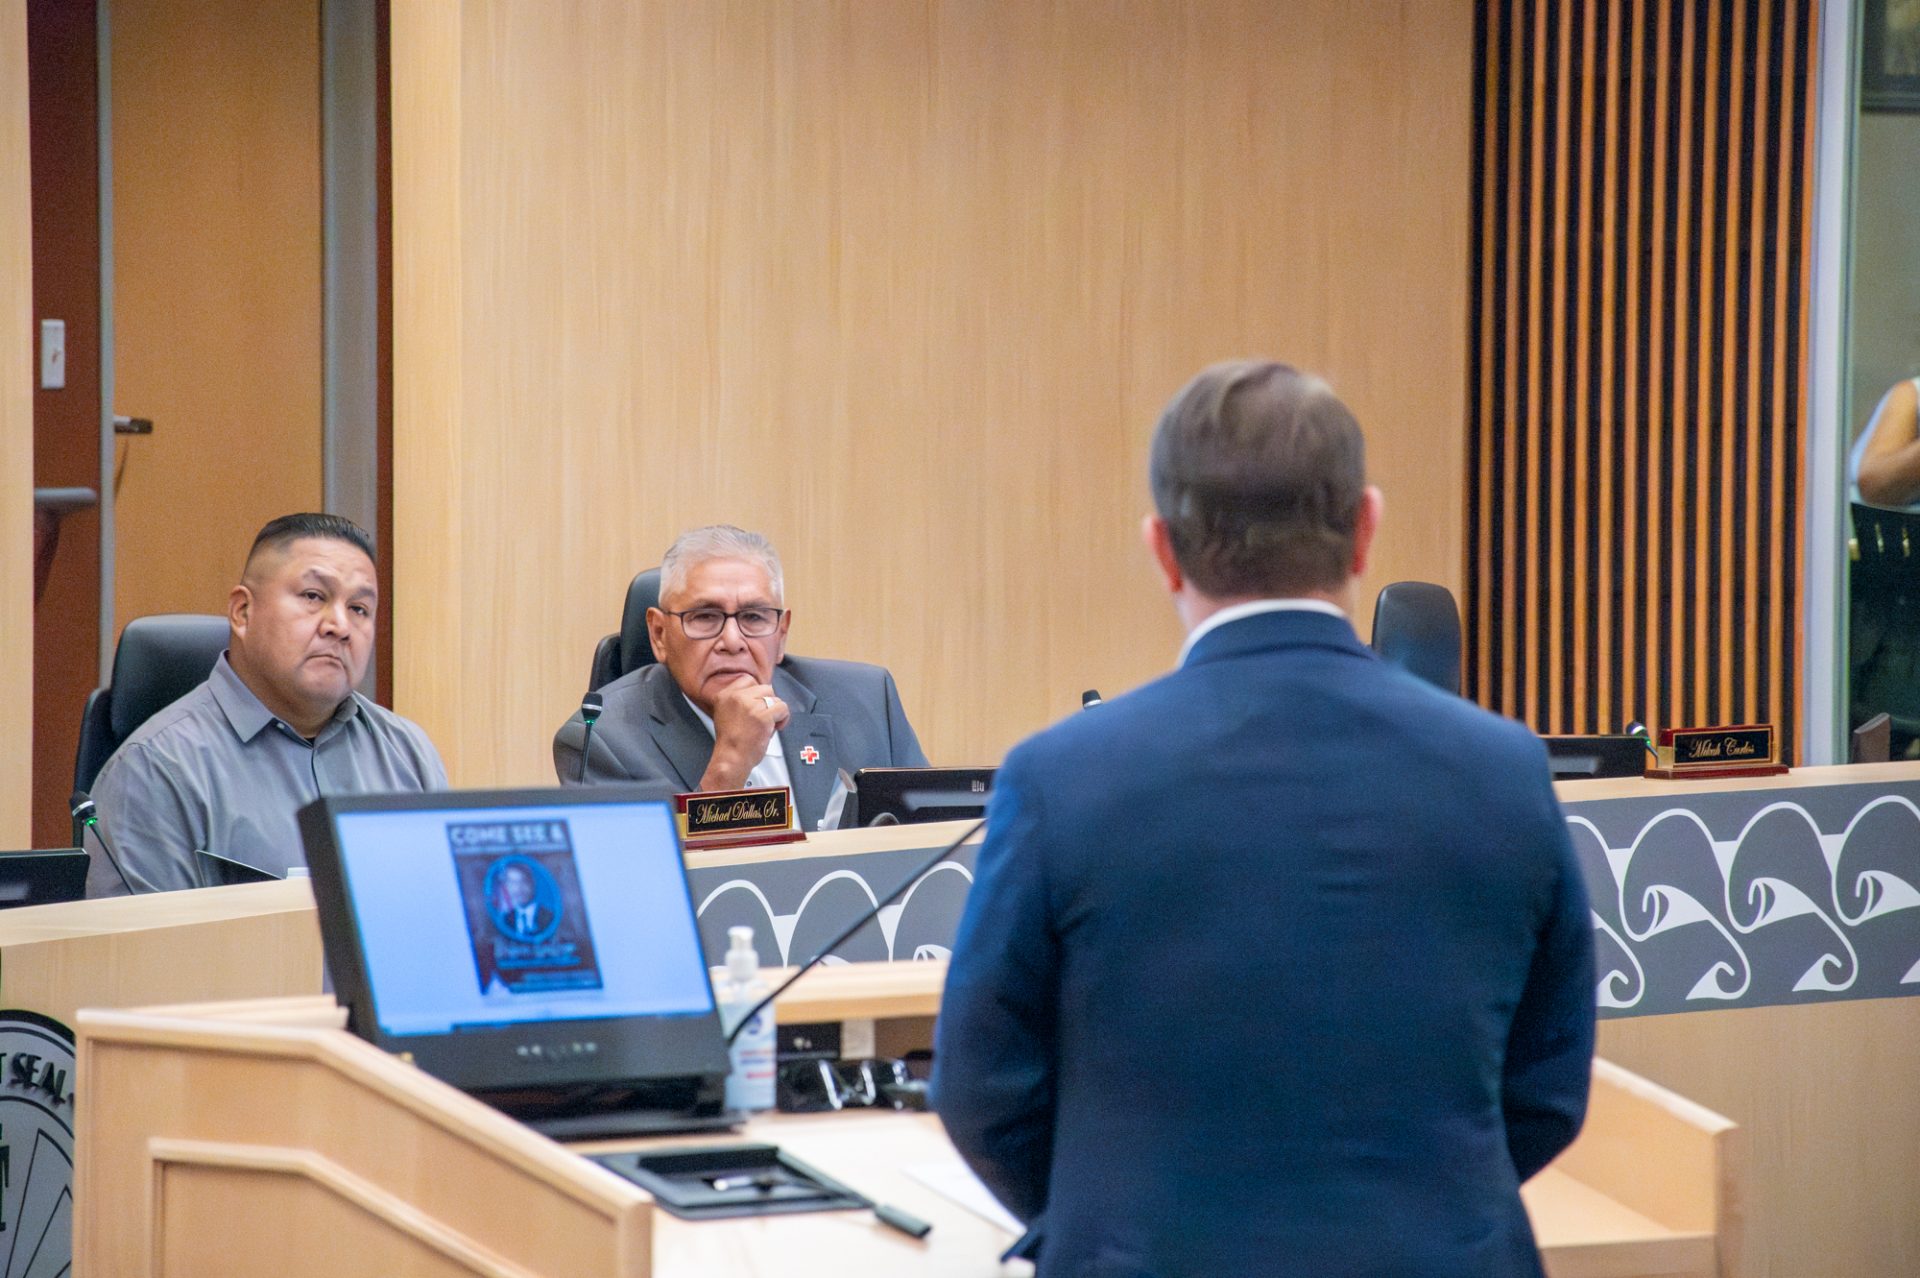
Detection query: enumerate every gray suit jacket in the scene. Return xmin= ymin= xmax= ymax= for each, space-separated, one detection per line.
xmin=552 ymin=656 xmax=929 ymax=832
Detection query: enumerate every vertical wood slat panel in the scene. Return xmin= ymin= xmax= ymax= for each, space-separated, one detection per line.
xmin=1744 ymin=0 xmax=1774 ymax=729
xmin=1669 ymin=0 xmax=1696 ymax=736
xmin=1497 ymin=0 xmax=1512 ymax=717
xmin=1548 ymin=0 xmax=1574 ymax=733
xmin=1523 ymin=0 xmax=1549 ymax=731
xmin=1720 ymin=0 xmax=1747 ymax=726
xmin=1595 ymin=0 xmax=1623 ymax=737
xmin=1621 ymin=0 xmax=1648 ymax=733
xmin=1645 ymin=0 xmax=1672 ymax=739
xmin=1465 ymin=0 xmax=1816 ymax=759
xmin=1572 ymin=0 xmax=1599 ymax=737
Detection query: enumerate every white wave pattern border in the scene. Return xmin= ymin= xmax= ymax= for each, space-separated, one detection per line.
xmin=695 ymin=861 xmax=976 ymax=966
xmin=1571 ymin=796 xmax=1920 ymax=1013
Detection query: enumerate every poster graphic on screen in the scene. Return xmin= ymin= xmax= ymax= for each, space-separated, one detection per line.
xmin=448 ymin=819 xmax=603 ymax=996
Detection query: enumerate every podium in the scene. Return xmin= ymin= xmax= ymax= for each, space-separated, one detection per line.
xmin=76 ymin=972 xmax=1739 ymax=1278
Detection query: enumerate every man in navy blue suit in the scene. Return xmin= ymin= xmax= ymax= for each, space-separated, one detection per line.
xmin=934 ymin=361 xmax=1595 ymax=1277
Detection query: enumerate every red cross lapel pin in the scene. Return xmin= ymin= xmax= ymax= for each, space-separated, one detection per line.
xmin=799 ymin=745 xmax=821 ymax=766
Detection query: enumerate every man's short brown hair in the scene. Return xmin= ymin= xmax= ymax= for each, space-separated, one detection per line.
xmin=1149 ymin=360 xmax=1366 ymax=598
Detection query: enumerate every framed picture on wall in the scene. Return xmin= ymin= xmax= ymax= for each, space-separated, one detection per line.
xmin=1862 ymin=0 xmax=1920 ymax=111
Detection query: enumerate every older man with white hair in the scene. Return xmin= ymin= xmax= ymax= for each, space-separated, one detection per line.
xmin=553 ymin=525 xmax=928 ymax=831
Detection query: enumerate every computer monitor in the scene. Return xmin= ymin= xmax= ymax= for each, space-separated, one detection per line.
xmin=298 ymin=785 xmax=730 ymax=1131
xmin=0 ymin=849 xmax=88 ymax=909
xmin=846 ymin=766 xmax=996 ymax=827
xmin=1541 ymin=734 xmax=1647 ymax=780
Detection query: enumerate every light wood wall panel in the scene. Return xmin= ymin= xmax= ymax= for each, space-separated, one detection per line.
xmin=1468 ymin=0 xmax=1815 ymax=755
xmin=109 ymin=0 xmax=323 ymax=625
xmin=1600 ymin=997 xmax=1920 ymax=1278
xmin=1 ymin=0 xmax=34 ymax=846
xmin=393 ymin=0 xmax=1474 ymax=786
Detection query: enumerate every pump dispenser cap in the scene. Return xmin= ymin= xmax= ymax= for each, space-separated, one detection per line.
xmin=726 ymin=926 xmax=759 ymax=983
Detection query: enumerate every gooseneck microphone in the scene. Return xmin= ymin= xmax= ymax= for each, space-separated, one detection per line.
xmin=577 ymin=691 xmax=604 ymax=785
xmin=1624 ymin=720 xmax=1660 ymax=760
xmin=724 ymin=816 xmax=987 ymax=1047
xmin=70 ymin=790 xmax=133 ymax=894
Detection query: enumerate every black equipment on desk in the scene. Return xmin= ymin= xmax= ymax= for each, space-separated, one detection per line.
xmin=1541 ymin=734 xmax=1647 ymax=780
xmin=594 ymin=1144 xmax=869 ymax=1221
xmin=298 ymin=783 xmax=734 ymax=1139
xmin=843 ymin=766 xmax=996 ymax=828
xmin=0 ymin=848 xmax=89 ymax=908
xmin=593 ymin=1143 xmax=932 ymax=1238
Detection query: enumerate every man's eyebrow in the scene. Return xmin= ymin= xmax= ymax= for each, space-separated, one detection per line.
xmin=297 ymin=567 xmax=379 ymax=601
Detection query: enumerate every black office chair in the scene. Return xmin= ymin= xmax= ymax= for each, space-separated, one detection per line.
xmin=587 ymin=568 xmax=663 ymax=691
xmin=74 ymin=614 xmax=230 ymax=793
xmin=1849 ymin=503 xmax=1920 ymax=757
xmin=1370 ymin=581 xmax=1462 ymax=696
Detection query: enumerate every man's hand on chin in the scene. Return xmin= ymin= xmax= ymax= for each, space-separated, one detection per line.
xmin=698 ymin=680 xmax=789 ymax=791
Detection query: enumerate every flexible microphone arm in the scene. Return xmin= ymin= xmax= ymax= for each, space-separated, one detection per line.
xmin=70 ymin=790 xmax=134 ymax=894
xmin=577 ymin=691 xmax=604 ymax=785
xmin=724 ymin=817 xmax=986 ymax=1046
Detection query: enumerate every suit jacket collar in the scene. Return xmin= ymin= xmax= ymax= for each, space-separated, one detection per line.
xmin=772 ymin=663 xmax=836 ymax=829
xmin=1180 ymin=607 xmax=1373 ymax=670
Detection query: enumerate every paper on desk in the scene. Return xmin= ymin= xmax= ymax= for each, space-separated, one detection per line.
xmin=904 ymin=1161 xmax=1023 ymax=1235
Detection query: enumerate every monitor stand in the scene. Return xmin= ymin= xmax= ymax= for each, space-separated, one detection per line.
xmin=475 ymin=1071 xmax=739 ymax=1141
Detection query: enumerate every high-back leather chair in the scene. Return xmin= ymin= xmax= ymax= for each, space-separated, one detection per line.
xmin=1849 ymin=502 xmax=1920 ymax=757
xmin=587 ymin=568 xmax=663 ymax=691
xmin=1369 ymin=581 xmax=1462 ymax=696
xmin=74 ymin=614 xmax=230 ymax=793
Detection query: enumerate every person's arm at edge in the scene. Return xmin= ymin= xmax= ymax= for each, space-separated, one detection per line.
xmin=88 ymin=745 xmax=203 ymax=896
xmin=881 ymin=669 xmax=930 ymax=767
xmin=931 ymin=746 xmax=1058 ymax=1224
xmin=1502 ymin=753 xmax=1598 ymax=1181
xmin=1856 ymin=381 xmax=1920 ymax=507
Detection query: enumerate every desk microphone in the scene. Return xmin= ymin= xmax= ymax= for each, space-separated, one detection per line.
xmin=576 ymin=691 xmax=604 ymax=785
xmin=70 ymin=790 xmax=133 ymax=894
xmin=1081 ymin=689 xmax=1103 ymax=709
xmin=724 ymin=817 xmax=986 ymax=1047
xmin=1624 ymin=720 xmax=1660 ymax=760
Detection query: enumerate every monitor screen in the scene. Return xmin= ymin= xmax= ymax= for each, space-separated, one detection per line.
xmin=302 ymin=786 xmax=730 ymax=1099
xmin=330 ymin=798 xmax=715 ymax=1038
xmin=0 ymin=849 xmax=88 ymax=909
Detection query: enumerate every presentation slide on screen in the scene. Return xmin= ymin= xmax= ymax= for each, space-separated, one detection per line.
xmin=334 ymin=802 xmax=716 ymax=1036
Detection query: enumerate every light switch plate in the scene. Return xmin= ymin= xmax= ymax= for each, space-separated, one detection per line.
xmin=39 ymin=319 xmax=65 ymax=390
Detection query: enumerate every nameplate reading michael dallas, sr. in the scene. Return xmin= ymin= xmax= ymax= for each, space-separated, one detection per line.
xmin=1646 ymin=724 xmax=1788 ymax=780
xmin=675 ymin=785 xmax=806 ymax=850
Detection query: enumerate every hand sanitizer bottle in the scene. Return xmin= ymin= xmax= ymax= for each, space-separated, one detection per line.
xmin=715 ymin=926 xmax=775 ymax=1113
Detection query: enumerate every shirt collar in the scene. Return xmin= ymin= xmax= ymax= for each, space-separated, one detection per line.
xmin=682 ymin=694 xmax=784 ymax=757
xmin=208 ymin=651 xmax=362 ymax=744
xmin=1177 ymin=598 xmax=1348 ymax=668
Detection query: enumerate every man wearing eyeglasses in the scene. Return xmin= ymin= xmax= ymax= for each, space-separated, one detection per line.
xmin=552 ymin=525 xmax=928 ymax=831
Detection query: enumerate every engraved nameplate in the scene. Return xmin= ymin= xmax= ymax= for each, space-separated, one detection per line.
xmin=1648 ymin=724 xmax=1787 ymax=780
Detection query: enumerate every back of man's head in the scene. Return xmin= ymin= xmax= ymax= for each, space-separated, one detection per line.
xmin=243 ymin=512 xmax=376 ymax=578
xmin=1149 ymin=360 xmax=1366 ymax=599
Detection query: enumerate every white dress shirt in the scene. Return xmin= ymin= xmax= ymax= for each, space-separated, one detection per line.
xmin=1177 ymin=598 xmax=1349 ymax=668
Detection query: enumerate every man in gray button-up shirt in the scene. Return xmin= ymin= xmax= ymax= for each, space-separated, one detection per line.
xmin=88 ymin=514 xmax=447 ymax=896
